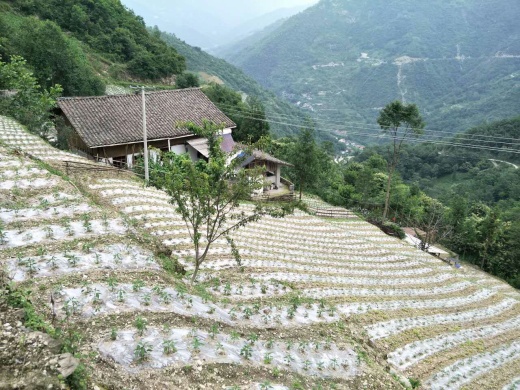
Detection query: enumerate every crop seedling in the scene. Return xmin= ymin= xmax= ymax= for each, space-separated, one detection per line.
xmin=230 ymin=331 xmax=240 ymax=343
xmin=16 ymin=253 xmax=24 ymax=264
xmin=110 ymin=328 xmax=117 ymax=340
xmin=209 ymin=324 xmax=219 ymax=339
xmin=134 ymin=341 xmax=152 ymax=363
xmin=191 ymin=336 xmax=204 ymax=353
xmin=324 ymin=337 xmax=332 ymax=350
xmin=113 ymin=253 xmax=123 ymax=264
xmin=46 ymin=256 xmax=58 ymax=270
xmin=81 ymin=281 xmax=92 ymax=294
xmin=243 ymin=306 xmax=253 ymax=319
xmin=260 ymin=382 xmax=273 ymax=390
xmin=240 ymin=343 xmax=253 ymax=360
xmin=63 ymin=297 xmax=80 ymax=317
xmin=92 ymin=289 xmax=102 ymax=305
xmin=247 ymin=332 xmax=259 ymax=345
xmin=101 ymin=213 xmax=109 ymax=229
xmin=264 ymin=352 xmax=273 ymax=364
xmin=117 ymin=288 xmax=125 ymax=302
xmin=44 ymin=226 xmax=54 ymax=239
xmin=107 ymin=276 xmax=118 ymax=292
xmin=64 ymin=220 xmax=73 ymax=236
xmin=82 ymin=242 xmax=93 ymax=253
xmin=160 ymin=291 xmax=172 ymax=304
xmin=25 ymin=258 xmax=38 ymax=275
xmin=216 ymin=342 xmax=225 ymax=355
xmin=94 ymin=253 xmax=101 ymax=264
xmin=142 ymin=293 xmax=151 ymax=306
xmin=265 ymin=338 xmax=274 ymax=349
xmin=163 ymin=339 xmax=177 ymax=355
xmin=81 ymin=213 xmax=92 ymax=232
xmin=66 ymin=254 xmax=80 ymax=267
xmin=317 ymin=361 xmax=324 ymax=371
xmin=134 ymin=316 xmax=147 ymax=336
xmin=132 ymin=279 xmax=145 ymax=292
xmin=330 ymin=358 xmax=339 ymax=370
xmin=0 ymin=223 xmax=7 ymax=245
xmin=303 ymin=360 xmax=312 ymax=371
xmin=284 ymin=353 xmax=294 ymax=365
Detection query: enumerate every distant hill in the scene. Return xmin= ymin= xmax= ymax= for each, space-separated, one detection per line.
xmin=157 ymin=29 xmax=311 ymax=138
xmin=121 ymin=0 xmax=315 ymax=51
xmin=222 ymin=0 xmax=520 ymax=138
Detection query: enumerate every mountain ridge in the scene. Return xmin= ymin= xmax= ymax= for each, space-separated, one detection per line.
xmin=222 ymin=0 xmax=520 ymax=138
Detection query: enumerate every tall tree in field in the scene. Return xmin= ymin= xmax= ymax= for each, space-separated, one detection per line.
xmin=147 ymin=121 xmax=292 ymax=283
xmin=291 ymin=127 xmax=319 ymax=200
xmin=377 ymin=101 xmax=425 ymax=219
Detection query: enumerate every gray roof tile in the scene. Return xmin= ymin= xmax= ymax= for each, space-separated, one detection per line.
xmin=57 ymin=88 xmax=236 ymax=148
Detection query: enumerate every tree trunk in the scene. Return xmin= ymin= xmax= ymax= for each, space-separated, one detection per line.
xmin=383 ymin=167 xmax=394 ymax=220
xmin=191 ymin=245 xmax=200 ymax=284
xmin=299 ymin=180 xmax=303 ymax=201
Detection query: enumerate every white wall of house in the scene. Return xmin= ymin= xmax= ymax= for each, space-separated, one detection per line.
xmin=186 ymin=144 xmax=199 ymax=162
xmin=170 ymin=144 xmax=186 ymax=154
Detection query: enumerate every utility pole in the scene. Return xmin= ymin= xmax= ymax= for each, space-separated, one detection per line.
xmin=141 ymin=86 xmax=149 ymax=184
xmin=131 ymin=85 xmax=152 ymax=184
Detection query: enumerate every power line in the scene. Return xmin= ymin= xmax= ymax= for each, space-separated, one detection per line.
xmin=214 ymin=102 xmax=520 ymax=144
xmin=212 ymin=109 xmax=520 ymax=154
xmin=215 ymin=104 xmax=520 ymax=148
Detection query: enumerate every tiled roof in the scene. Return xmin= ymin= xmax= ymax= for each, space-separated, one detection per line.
xmin=57 ymin=88 xmax=236 ymax=148
xmin=251 ymin=150 xmax=293 ymax=167
xmin=186 ymin=134 xmax=238 ymax=158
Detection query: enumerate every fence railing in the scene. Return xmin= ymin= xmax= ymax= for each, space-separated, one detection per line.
xmin=62 ymin=160 xmax=138 ymax=177
xmin=305 ymin=200 xmax=357 ymax=219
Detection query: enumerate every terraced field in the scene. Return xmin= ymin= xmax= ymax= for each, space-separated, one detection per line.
xmin=1 ymin=115 xmax=519 ymax=389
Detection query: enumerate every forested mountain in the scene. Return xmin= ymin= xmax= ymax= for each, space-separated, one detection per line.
xmin=156 ymin=30 xmax=309 ymax=138
xmin=221 ymin=0 xmax=520 ymax=138
xmin=0 ymin=0 xmax=185 ymax=95
xmin=0 ymin=0 xmax=309 ymax=138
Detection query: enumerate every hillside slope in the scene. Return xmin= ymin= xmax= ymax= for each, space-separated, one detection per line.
xmin=1 ymin=115 xmax=519 ymax=389
xmin=157 ymin=30 xmax=311 ymax=138
xmin=222 ymin=0 xmax=520 ymax=137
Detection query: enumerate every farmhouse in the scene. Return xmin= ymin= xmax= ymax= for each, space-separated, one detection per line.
xmin=57 ymin=88 xmax=292 ymax=194
xmin=57 ymin=88 xmax=236 ymax=168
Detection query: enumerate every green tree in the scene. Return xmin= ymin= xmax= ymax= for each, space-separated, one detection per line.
xmin=147 ymin=121 xmax=292 ymax=283
xmin=236 ymin=96 xmax=270 ymax=143
xmin=176 ymin=72 xmax=200 ymax=89
xmin=377 ymin=101 xmax=425 ymax=219
xmin=0 ymin=55 xmax=62 ymax=137
xmin=203 ymin=84 xmax=270 ymax=143
xmin=290 ymin=127 xmax=320 ymax=200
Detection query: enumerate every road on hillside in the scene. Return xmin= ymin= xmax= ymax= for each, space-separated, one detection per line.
xmin=489 ymin=159 xmax=519 ymax=169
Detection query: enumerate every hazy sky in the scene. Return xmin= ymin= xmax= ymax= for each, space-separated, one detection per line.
xmin=122 ymin=0 xmax=320 ymax=48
